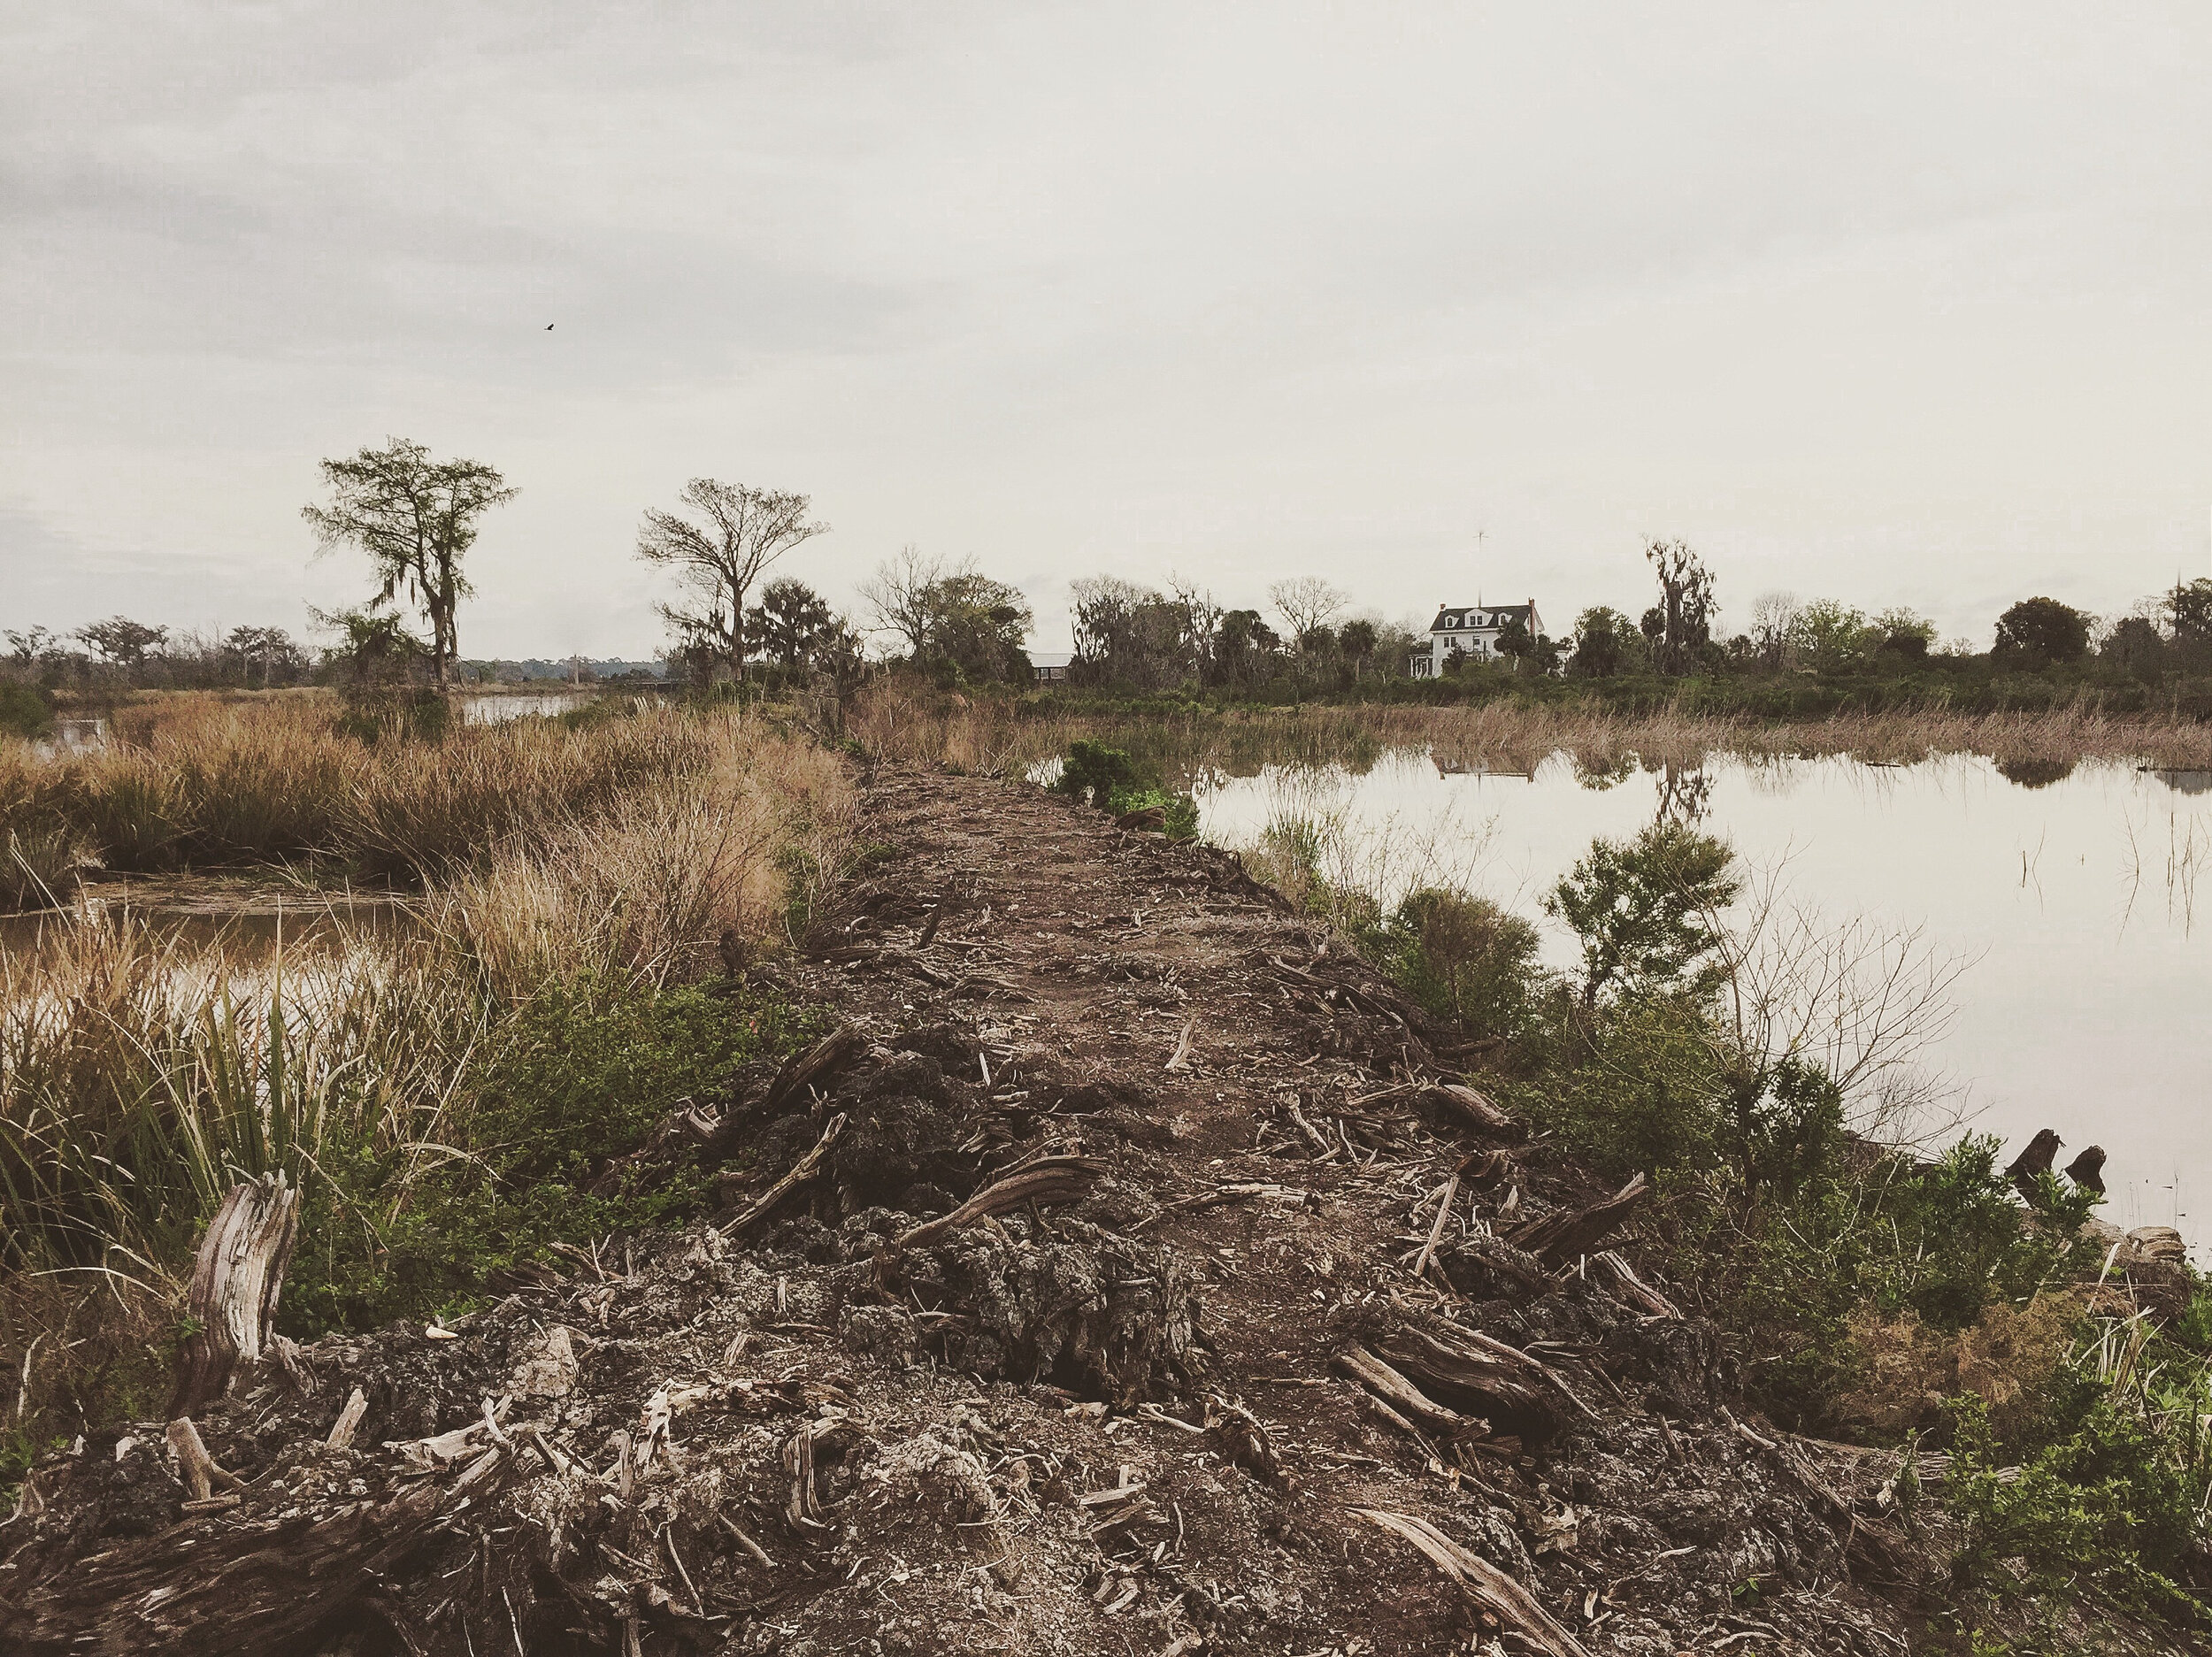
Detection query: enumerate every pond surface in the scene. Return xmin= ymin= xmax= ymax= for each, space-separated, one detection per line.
xmin=0 ymin=883 xmax=417 ymax=959
xmin=457 ymin=693 xmax=592 ymax=725
xmin=1190 ymin=751 xmax=2212 ymax=1251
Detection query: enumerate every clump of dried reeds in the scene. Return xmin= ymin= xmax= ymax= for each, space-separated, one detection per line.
xmin=0 ymin=694 xmax=847 ymax=901
xmin=0 ymin=704 xmax=855 ymax=1439
xmin=435 ymin=717 xmax=855 ymax=996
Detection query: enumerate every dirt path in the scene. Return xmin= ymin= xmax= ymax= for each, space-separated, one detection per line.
xmin=0 ymin=765 xmax=1940 ymax=1657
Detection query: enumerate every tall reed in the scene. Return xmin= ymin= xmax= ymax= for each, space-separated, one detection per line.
xmin=0 ymin=702 xmax=855 ymax=1438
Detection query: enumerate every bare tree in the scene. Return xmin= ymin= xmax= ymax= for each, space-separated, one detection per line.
xmin=636 ymin=479 xmax=826 ymax=676
xmin=1165 ymin=573 xmax=1223 ymax=674
xmin=858 ymin=544 xmax=949 ymax=658
xmin=303 ymin=438 xmax=515 ymax=687
xmin=1701 ymin=860 xmax=1978 ymax=1146
xmin=1268 ymin=577 xmax=1348 ymax=646
xmin=1747 ymin=591 xmax=1801 ymax=669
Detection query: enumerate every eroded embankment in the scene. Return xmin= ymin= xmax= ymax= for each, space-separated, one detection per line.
xmin=0 ymin=765 xmax=2037 ymax=1655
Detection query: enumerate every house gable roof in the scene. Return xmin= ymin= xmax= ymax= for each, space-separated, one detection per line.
xmin=1428 ymin=602 xmax=1535 ymax=633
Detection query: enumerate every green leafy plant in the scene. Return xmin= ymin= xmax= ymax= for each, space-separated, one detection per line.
xmin=1051 ymin=740 xmax=1141 ymax=808
xmin=1946 ymin=1392 xmax=2205 ymax=1622
xmin=1545 ymin=822 xmax=1740 ymax=1006
xmin=286 ymin=974 xmax=826 ymax=1335
xmin=1050 ymin=740 xmax=1198 ymax=837
xmin=0 ymin=682 xmax=54 ymax=740
xmin=1376 ymin=888 xmax=1540 ymax=1042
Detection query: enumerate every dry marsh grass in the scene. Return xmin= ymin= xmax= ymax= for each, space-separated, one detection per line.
xmin=0 ymin=702 xmax=855 ymax=1438
xmin=0 ymin=693 xmax=851 ymax=901
xmin=436 ymin=719 xmax=854 ymax=996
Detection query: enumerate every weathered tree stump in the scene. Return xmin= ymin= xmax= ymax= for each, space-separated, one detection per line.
xmin=168 ymin=1173 xmax=301 ymax=1420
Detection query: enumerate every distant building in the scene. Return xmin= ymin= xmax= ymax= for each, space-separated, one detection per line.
xmin=1408 ymin=601 xmax=1543 ymax=679
xmin=1027 ymin=649 xmax=1073 ymax=685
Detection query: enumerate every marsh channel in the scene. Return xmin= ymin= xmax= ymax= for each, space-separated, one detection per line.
xmin=1140 ymin=745 xmax=2212 ymax=1254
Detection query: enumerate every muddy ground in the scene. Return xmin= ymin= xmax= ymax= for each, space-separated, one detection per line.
xmin=0 ymin=765 xmax=2170 ymax=1654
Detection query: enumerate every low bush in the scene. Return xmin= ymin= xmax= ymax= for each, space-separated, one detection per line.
xmin=0 ymin=683 xmax=53 ymax=740
xmin=1049 ymin=740 xmax=1199 ymax=837
xmin=1947 ymin=1390 xmax=2205 ymax=1622
xmin=1376 ymin=888 xmax=1541 ymax=1043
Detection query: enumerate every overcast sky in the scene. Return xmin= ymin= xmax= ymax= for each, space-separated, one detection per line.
xmin=5 ymin=3 xmax=2209 ymax=658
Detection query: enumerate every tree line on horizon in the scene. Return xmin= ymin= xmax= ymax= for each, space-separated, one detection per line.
xmin=7 ymin=437 xmax=2212 ymax=705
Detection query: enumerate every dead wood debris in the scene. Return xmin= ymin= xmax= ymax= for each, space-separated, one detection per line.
xmin=0 ymin=771 xmax=1970 ymax=1657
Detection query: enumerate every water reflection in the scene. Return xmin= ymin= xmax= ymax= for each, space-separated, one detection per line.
xmin=29 ymin=717 xmax=108 ymax=758
xmin=1651 ymin=760 xmax=1712 ymax=826
xmin=1193 ymin=748 xmax=2212 ymax=1254
xmin=458 ymin=693 xmax=590 ymax=725
xmin=1996 ymin=756 xmax=2078 ymax=790
xmin=0 ymin=885 xmax=416 ymax=960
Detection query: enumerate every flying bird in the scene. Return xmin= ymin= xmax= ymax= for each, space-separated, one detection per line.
xmin=2063 ymin=1145 xmax=2106 ymax=1194
xmin=2003 ymin=1128 xmax=2062 ymax=1200
xmin=545 ymin=324 xmax=554 ymax=330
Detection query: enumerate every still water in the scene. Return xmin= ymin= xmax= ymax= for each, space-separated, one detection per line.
xmin=1190 ymin=751 xmax=2212 ymax=1249
xmin=457 ymin=693 xmax=591 ymax=725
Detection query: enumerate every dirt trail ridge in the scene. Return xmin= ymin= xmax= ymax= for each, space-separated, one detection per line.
xmin=2 ymin=765 xmax=2002 ymax=1654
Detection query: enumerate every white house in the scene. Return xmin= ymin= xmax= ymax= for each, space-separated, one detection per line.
xmin=1408 ymin=601 xmax=1544 ymax=679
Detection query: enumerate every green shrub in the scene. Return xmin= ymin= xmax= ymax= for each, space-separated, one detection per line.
xmin=1051 ymin=740 xmax=1199 ymax=838
xmin=1545 ymin=821 xmax=1739 ymax=1006
xmin=1052 ymin=740 xmax=1141 ymax=807
xmin=334 ymin=687 xmax=451 ymax=746
xmin=1947 ymin=1392 xmax=2205 ymax=1621
xmin=0 ymin=683 xmax=53 ymax=740
xmin=1380 ymin=888 xmax=1540 ymax=1042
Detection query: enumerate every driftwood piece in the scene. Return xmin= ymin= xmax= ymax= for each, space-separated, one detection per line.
xmin=165 ymin=1417 xmax=245 ymax=1506
xmin=168 ymin=1174 xmax=301 ymax=1420
xmin=896 ymin=1154 xmax=1105 ymax=1248
xmin=2002 ymin=1127 xmax=2062 ymax=1201
xmin=760 ymin=1025 xmax=868 ymax=1116
xmin=1352 ymin=1508 xmax=1591 ymax=1657
xmin=1585 ymin=1249 xmax=1681 ymax=1318
xmin=1412 ymin=1173 xmax=1458 ymax=1284
xmin=1333 ymin=1344 xmax=1475 ymax=1434
xmin=1128 ymin=1182 xmax=1304 ymax=1231
xmin=1439 ymin=1231 xmax=1553 ymax=1303
xmin=1 ymin=1446 xmax=508 ymax=1655
xmin=717 ymin=1113 xmax=849 ymax=1238
xmin=1376 ymin=1328 xmax=1570 ymax=1440
xmin=1504 ymin=1172 xmax=1650 ymax=1266
xmin=1421 ymin=1085 xmax=1525 ymax=1143
xmin=1164 ymin=1018 xmax=1196 ymax=1071
xmin=1378 ymin=1320 xmax=1598 ymax=1438
xmin=325 ymin=1387 xmax=370 ymax=1449
xmin=783 ymin=1423 xmax=830 ymax=1531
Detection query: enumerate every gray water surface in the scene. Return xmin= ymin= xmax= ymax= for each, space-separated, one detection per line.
xmin=1192 ymin=750 xmax=2211 ymax=1249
